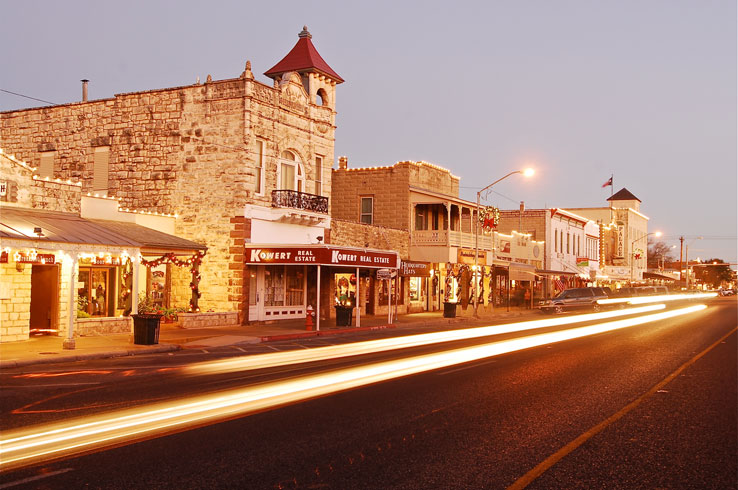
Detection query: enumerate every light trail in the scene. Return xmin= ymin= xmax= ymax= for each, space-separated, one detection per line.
xmin=185 ymin=304 xmax=666 ymax=376
xmin=597 ymin=292 xmax=717 ymax=306
xmin=0 ymin=304 xmax=706 ymax=472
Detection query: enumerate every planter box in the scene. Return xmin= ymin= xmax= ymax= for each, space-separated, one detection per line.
xmin=131 ymin=314 xmax=161 ymax=345
xmin=443 ymin=302 xmax=458 ymax=318
xmin=334 ymin=306 xmax=354 ymax=327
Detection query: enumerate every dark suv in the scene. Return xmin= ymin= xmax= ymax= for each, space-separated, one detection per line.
xmin=539 ymin=287 xmax=610 ymax=314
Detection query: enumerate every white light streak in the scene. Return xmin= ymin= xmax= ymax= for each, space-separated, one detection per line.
xmin=185 ymin=305 xmax=666 ymax=376
xmin=598 ymin=292 xmax=718 ymax=306
xmin=0 ymin=304 xmax=705 ymax=471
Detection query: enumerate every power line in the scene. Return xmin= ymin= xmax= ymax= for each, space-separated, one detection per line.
xmin=0 ymin=88 xmax=56 ymax=106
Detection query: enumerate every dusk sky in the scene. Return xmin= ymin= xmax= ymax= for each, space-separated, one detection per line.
xmin=2 ymin=0 xmax=736 ymax=263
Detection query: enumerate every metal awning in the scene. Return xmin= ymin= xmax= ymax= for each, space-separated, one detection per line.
xmin=0 ymin=207 xmax=205 ymax=253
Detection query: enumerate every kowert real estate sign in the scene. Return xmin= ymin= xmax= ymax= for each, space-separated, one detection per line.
xmin=245 ymin=246 xmax=398 ymax=269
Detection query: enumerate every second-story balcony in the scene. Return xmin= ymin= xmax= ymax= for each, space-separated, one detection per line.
xmin=272 ymin=189 xmax=329 ymax=215
xmin=412 ymin=229 xmax=493 ymax=251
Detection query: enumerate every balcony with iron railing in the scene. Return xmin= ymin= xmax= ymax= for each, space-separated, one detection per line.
xmin=271 ymin=190 xmax=329 ymax=214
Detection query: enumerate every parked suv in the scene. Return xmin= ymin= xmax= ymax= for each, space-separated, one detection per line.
xmin=539 ymin=287 xmax=610 ymax=314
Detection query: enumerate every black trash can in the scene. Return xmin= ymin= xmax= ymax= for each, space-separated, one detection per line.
xmin=443 ymin=302 xmax=457 ymax=318
xmin=132 ymin=314 xmax=162 ymax=345
xmin=334 ymin=305 xmax=353 ymax=327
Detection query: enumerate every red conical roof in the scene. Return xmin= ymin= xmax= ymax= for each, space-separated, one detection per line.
xmin=264 ymin=26 xmax=344 ymax=83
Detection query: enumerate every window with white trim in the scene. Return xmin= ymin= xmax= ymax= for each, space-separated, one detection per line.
xmin=360 ymin=196 xmax=373 ymax=225
xmin=278 ymin=150 xmax=304 ymax=191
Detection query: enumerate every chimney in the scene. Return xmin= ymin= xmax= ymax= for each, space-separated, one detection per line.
xmin=519 ymin=201 xmax=525 ymax=213
xmin=81 ymin=79 xmax=89 ymax=102
xmin=338 ymin=156 xmax=348 ymax=170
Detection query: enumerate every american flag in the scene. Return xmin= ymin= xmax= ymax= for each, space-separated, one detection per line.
xmin=555 ymin=279 xmax=566 ymax=291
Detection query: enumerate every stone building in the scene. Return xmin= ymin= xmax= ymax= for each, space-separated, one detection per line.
xmin=2 ymin=26 xmax=393 ymax=325
xmin=565 ymin=188 xmax=650 ymax=285
xmin=0 ymin=149 xmax=208 ymax=343
xmin=497 ymin=207 xmax=600 ymax=298
xmin=331 ymin=158 xmax=545 ymax=312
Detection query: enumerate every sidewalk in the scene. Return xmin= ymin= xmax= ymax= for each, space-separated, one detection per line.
xmin=0 ymin=306 xmax=539 ymax=369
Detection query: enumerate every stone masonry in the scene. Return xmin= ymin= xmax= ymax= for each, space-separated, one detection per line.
xmin=1 ymin=61 xmax=337 ymax=313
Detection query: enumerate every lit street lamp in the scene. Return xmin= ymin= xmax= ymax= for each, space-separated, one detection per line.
xmin=630 ymin=231 xmax=662 ymax=284
xmin=474 ymin=168 xmax=535 ymax=317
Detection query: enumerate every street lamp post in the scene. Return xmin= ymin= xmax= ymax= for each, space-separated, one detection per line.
xmin=630 ymin=231 xmax=661 ymax=284
xmin=474 ymin=168 xmax=534 ymax=318
xmin=683 ymin=237 xmax=702 ymax=290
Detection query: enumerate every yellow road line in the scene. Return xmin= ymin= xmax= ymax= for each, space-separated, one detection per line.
xmin=507 ymin=325 xmax=738 ymax=490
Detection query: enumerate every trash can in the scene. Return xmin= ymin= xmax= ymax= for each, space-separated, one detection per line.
xmin=443 ymin=302 xmax=457 ymax=318
xmin=334 ymin=305 xmax=353 ymax=327
xmin=132 ymin=314 xmax=162 ymax=345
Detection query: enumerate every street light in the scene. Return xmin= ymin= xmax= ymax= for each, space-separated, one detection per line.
xmin=474 ymin=168 xmax=535 ymax=317
xmin=630 ymin=231 xmax=661 ymax=284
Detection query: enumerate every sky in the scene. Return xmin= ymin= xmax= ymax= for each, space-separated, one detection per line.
xmin=1 ymin=0 xmax=736 ymax=264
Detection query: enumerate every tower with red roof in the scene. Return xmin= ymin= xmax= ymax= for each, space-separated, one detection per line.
xmin=265 ymin=26 xmax=343 ymax=110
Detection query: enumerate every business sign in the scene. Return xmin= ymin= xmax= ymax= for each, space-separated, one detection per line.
xmin=377 ymin=268 xmax=396 ymax=280
xmin=399 ymin=260 xmax=431 ymax=277
xmin=457 ymin=248 xmax=478 ymax=265
xmin=246 ymin=246 xmax=398 ymax=269
xmin=12 ymin=252 xmax=56 ymax=264
xmin=576 ymin=257 xmax=589 ymax=267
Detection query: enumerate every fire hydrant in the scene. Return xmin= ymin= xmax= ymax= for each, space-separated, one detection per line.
xmin=305 ymin=305 xmax=314 ymax=331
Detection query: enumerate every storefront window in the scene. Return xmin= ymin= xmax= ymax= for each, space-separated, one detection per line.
xmin=78 ymin=267 xmax=114 ymax=317
xmin=409 ymin=277 xmax=422 ymax=301
xmin=335 ymin=273 xmax=356 ymax=306
xmin=285 ymin=267 xmax=304 ymax=306
xmin=248 ymin=272 xmax=257 ymax=306
xmin=149 ymin=264 xmax=167 ymax=310
xmin=265 ymin=265 xmax=285 ymax=306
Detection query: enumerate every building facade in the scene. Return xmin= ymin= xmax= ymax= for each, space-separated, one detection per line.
xmin=1 ymin=27 xmax=386 ymax=325
xmin=332 ymin=159 xmax=544 ymax=311
xmin=566 ymin=188 xmax=649 ymax=285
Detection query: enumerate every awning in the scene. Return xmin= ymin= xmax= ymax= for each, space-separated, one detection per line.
xmin=245 ymin=244 xmax=399 ymax=269
xmin=535 ymin=269 xmax=578 ymax=276
xmin=643 ymin=271 xmax=676 ymax=282
xmin=89 ymin=220 xmax=206 ymax=254
xmin=509 ymin=263 xmax=537 ymax=281
xmin=0 ymin=207 xmax=206 ymax=252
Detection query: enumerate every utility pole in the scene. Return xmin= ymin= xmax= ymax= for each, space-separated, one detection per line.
xmin=679 ymin=236 xmax=684 ymax=285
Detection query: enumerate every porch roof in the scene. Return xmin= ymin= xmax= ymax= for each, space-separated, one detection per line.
xmin=0 ymin=206 xmax=205 ymax=253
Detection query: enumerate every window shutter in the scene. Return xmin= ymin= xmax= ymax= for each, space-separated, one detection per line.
xmin=39 ymin=152 xmax=54 ymax=179
xmin=93 ymin=147 xmax=109 ymax=192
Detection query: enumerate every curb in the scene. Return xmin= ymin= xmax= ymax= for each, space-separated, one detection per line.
xmin=0 ymin=343 xmax=181 ymax=369
xmin=260 ymin=324 xmax=397 ymax=343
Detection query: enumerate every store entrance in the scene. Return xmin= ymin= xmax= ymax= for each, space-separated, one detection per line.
xmin=30 ymin=264 xmax=59 ymax=334
xmin=248 ymin=265 xmax=307 ymax=321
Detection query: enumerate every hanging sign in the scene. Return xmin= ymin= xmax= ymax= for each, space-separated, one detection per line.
xmin=399 ymin=261 xmax=431 ymax=277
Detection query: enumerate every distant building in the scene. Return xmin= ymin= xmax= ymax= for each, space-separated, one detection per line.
xmin=565 ymin=188 xmax=650 ymax=284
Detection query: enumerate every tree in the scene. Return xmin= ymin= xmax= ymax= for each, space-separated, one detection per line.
xmin=647 ymin=240 xmax=676 ymax=269
xmin=693 ymin=258 xmax=734 ymax=288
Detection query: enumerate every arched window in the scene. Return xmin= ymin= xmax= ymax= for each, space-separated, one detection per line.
xmin=316 ymin=88 xmax=328 ymax=106
xmin=279 ymin=150 xmax=304 ymax=191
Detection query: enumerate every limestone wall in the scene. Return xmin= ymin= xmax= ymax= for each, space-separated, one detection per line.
xmin=0 ymin=263 xmax=31 ymax=341
xmin=329 ymin=220 xmax=410 ymax=259
xmin=331 ymin=161 xmax=459 ymax=232
xmin=1 ymin=67 xmax=338 ymax=314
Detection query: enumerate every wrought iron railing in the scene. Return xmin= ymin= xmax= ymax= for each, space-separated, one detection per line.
xmin=271 ymin=190 xmax=329 ymax=214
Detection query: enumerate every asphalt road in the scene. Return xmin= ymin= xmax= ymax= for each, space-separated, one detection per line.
xmin=1 ymin=297 xmax=735 ymax=489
